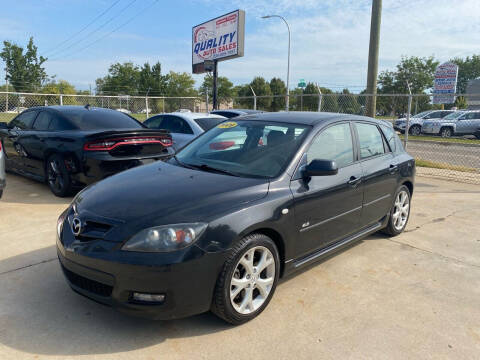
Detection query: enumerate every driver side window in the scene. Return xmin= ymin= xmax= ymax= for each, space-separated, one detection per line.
xmin=307 ymin=123 xmax=354 ymax=168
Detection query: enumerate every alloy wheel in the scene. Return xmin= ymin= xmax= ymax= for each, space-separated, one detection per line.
xmin=410 ymin=126 xmax=421 ymax=136
xmin=230 ymin=246 xmax=275 ymax=315
xmin=48 ymin=160 xmax=64 ymax=193
xmin=392 ymin=190 xmax=410 ymax=231
xmin=441 ymin=128 xmax=452 ymax=137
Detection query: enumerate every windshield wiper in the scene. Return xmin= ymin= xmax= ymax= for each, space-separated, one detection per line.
xmin=188 ymin=163 xmax=239 ymax=177
xmin=173 ymin=155 xmax=197 ymax=170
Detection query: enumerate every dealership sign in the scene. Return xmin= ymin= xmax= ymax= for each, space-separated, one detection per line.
xmin=432 ymin=62 xmax=458 ymax=104
xmin=192 ymin=10 xmax=245 ymax=73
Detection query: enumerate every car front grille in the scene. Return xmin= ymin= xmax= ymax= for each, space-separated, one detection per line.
xmin=61 ymin=264 xmax=113 ymax=297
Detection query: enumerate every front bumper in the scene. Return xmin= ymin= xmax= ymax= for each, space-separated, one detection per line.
xmin=57 ymin=226 xmax=226 ymax=320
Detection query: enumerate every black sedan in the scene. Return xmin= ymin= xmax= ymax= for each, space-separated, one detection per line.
xmin=0 ymin=106 xmax=173 ymax=196
xmin=56 ymin=112 xmax=415 ymax=324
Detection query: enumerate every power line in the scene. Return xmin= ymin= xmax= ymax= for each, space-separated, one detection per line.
xmin=50 ymin=0 xmax=159 ymax=61
xmin=44 ymin=0 xmax=122 ymax=56
xmin=47 ymin=0 xmax=138 ymax=58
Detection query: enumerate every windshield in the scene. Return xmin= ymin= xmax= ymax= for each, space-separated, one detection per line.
xmin=175 ymin=120 xmax=310 ymax=178
xmin=442 ymin=111 xmax=465 ymax=120
xmin=412 ymin=110 xmax=432 ymax=118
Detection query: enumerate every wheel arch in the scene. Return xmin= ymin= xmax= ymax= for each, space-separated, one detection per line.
xmin=244 ymin=227 xmax=286 ymax=278
xmin=402 ymin=180 xmax=414 ymax=196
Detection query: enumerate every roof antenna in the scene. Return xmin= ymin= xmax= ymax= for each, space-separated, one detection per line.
xmin=85 ymin=103 xmax=90 ymax=110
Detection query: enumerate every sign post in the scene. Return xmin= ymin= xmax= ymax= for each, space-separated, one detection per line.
xmin=432 ymin=62 xmax=459 ymax=105
xmin=192 ymin=10 xmax=245 ymax=110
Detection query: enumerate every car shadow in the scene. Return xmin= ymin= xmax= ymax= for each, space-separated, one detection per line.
xmin=2 ymin=173 xmax=75 ymax=205
xmin=0 ymin=245 xmax=231 ymax=356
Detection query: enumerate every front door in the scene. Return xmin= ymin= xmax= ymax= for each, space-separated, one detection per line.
xmin=291 ymin=122 xmax=364 ymax=259
xmin=2 ymin=110 xmax=38 ymax=171
xmin=354 ymin=122 xmax=398 ymax=226
xmin=456 ymin=112 xmax=480 ymax=134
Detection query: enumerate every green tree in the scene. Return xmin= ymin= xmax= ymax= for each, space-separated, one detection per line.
xmin=233 ymin=84 xmax=254 ymax=109
xmin=163 ymin=71 xmax=197 ymax=111
xmin=199 ymin=74 xmax=234 ymax=106
xmin=0 ymin=37 xmax=49 ymax=92
xmin=269 ymin=78 xmax=286 ymax=111
xmin=249 ymin=77 xmax=272 ymax=110
xmin=138 ymin=62 xmax=166 ymax=96
xmin=95 ymin=62 xmax=140 ymax=95
xmin=41 ymin=80 xmax=78 ymax=105
xmin=451 ymin=55 xmax=480 ymax=94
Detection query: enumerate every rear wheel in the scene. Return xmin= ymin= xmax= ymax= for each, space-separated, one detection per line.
xmin=212 ymin=233 xmax=280 ymax=325
xmin=440 ymin=127 xmax=453 ymax=138
xmin=409 ymin=125 xmax=421 ymax=136
xmin=382 ymin=185 xmax=411 ymax=236
xmin=46 ymin=154 xmax=73 ymax=197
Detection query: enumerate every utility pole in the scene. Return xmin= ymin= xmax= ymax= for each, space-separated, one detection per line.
xmin=212 ymin=60 xmax=218 ymax=110
xmin=365 ymin=0 xmax=382 ymax=118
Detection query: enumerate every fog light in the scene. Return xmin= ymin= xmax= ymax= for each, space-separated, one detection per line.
xmin=132 ymin=292 xmax=165 ymax=303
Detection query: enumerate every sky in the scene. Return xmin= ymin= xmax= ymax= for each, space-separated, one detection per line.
xmin=1 ymin=0 xmax=479 ymax=93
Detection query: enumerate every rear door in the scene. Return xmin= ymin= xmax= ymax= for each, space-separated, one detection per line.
xmin=2 ymin=110 xmax=38 ymax=171
xmin=290 ymin=122 xmax=364 ymax=257
xmin=160 ymin=115 xmax=195 ymax=149
xmin=22 ymin=111 xmax=54 ymax=177
xmin=354 ymin=122 xmax=398 ymax=227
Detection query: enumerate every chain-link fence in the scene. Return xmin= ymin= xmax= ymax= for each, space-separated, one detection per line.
xmin=1 ymin=91 xmax=479 ymax=184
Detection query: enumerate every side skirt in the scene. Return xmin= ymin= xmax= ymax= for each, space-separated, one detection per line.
xmin=291 ymin=221 xmax=384 ymax=270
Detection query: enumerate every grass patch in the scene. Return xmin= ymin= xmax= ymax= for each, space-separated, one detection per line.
xmin=0 ymin=113 xmax=16 ymax=123
xmin=415 ymin=158 xmax=477 ymax=173
xmin=400 ymin=134 xmax=480 ymax=145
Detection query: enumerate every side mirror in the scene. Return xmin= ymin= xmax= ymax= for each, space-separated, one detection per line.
xmin=304 ymin=159 xmax=338 ymax=177
xmin=0 ymin=122 xmax=8 ymax=129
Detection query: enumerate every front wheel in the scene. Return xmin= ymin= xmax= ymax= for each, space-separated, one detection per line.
xmin=440 ymin=127 xmax=453 ymax=138
xmin=382 ymin=185 xmax=411 ymax=236
xmin=409 ymin=125 xmax=421 ymax=136
xmin=46 ymin=154 xmax=73 ymax=197
xmin=211 ymin=233 xmax=280 ymax=325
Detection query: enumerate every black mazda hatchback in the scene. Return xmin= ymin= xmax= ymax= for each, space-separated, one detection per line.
xmin=57 ymin=112 xmax=415 ymax=325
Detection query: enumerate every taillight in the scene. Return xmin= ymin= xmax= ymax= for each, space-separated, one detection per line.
xmin=84 ymin=136 xmax=172 ymax=151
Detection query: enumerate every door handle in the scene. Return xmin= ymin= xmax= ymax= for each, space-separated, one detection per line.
xmin=389 ymin=164 xmax=398 ymax=173
xmin=348 ymin=176 xmax=362 ymax=187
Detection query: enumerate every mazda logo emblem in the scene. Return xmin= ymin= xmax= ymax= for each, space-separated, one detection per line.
xmin=72 ymin=217 xmax=83 ymax=236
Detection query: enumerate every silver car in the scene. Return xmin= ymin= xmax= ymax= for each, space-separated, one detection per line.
xmin=422 ymin=110 xmax=480 ymax=138
xmin=393 ymin=110 xmax=455 ymax=135
xmin=0 ymin=137 xmax=5 ymax=198
xmin=144 ymin=112 xmax=227 ymax=150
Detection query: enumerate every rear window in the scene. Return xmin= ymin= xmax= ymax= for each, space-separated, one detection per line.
xmin=60 ymin=108 xmax=143 ymax=130
xmin=194 ymin=117 xmax=225 ymax=131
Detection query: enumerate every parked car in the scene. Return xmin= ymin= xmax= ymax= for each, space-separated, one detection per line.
xmin=144 ymin=112 xmax=226 ymax=150
xmin=0 ymin=135 xmax=5 ymax=198
xmin=210 ymin=109 xmax=266 ymax=118
xmin=116 ymin=108 xmax=131 ymax=114
xmin=57 ymin=112 xmax=415 ymax=324
xmin=393 ymin=110 xmax=455 ymax=135
xmin=422 ymin=110 xmax=480 ymax=138
xmin=6 ymin=107 xmax=28 ymax=114
xmin=0 ymin=106 xmax=173 ymax=197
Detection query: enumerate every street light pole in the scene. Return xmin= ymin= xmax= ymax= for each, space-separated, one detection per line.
xmin=262 ymin=15 xmax=290 ymax=112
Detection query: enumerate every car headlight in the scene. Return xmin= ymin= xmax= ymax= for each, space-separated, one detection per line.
xmin=122 ymin=223 xmax=208 ymax=252
xmin=57 ymin=209 xmax=68 ymax=239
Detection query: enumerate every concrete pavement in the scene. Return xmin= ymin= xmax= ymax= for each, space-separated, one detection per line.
xmin=1 ymin=173 xmax=479 ymax=359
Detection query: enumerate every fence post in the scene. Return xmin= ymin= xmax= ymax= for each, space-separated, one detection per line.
xmin=404 ymin=83 xmax=412 ymax=150
xmin=249 ymin=86 xmax=257 ymax=110
xmin=300 ymin=92 xmax=304 ymax=111
xmin=316 ymin=84 xmax=322 ymax=112
xmin=59 ymin=94 xmax=63 ymax=106
xmin=145 ymin=96 xmax=149 ymax=119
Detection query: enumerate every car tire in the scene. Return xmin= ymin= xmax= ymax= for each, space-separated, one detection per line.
xmin=440 ymin=127 xmax=453 ymax=138
xmin=409 ymin=125 xmax=421 ymax=136
xmin=382 ymin=185 xmax=411 ymax=236
xmin=211 ymin=233 xmax=280 ymax=325
xmin=46 ymin=154 xmax=73 ymax=197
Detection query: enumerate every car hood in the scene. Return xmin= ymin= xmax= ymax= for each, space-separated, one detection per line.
xmin=73 ymin=161 xmax=269 ymax=225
